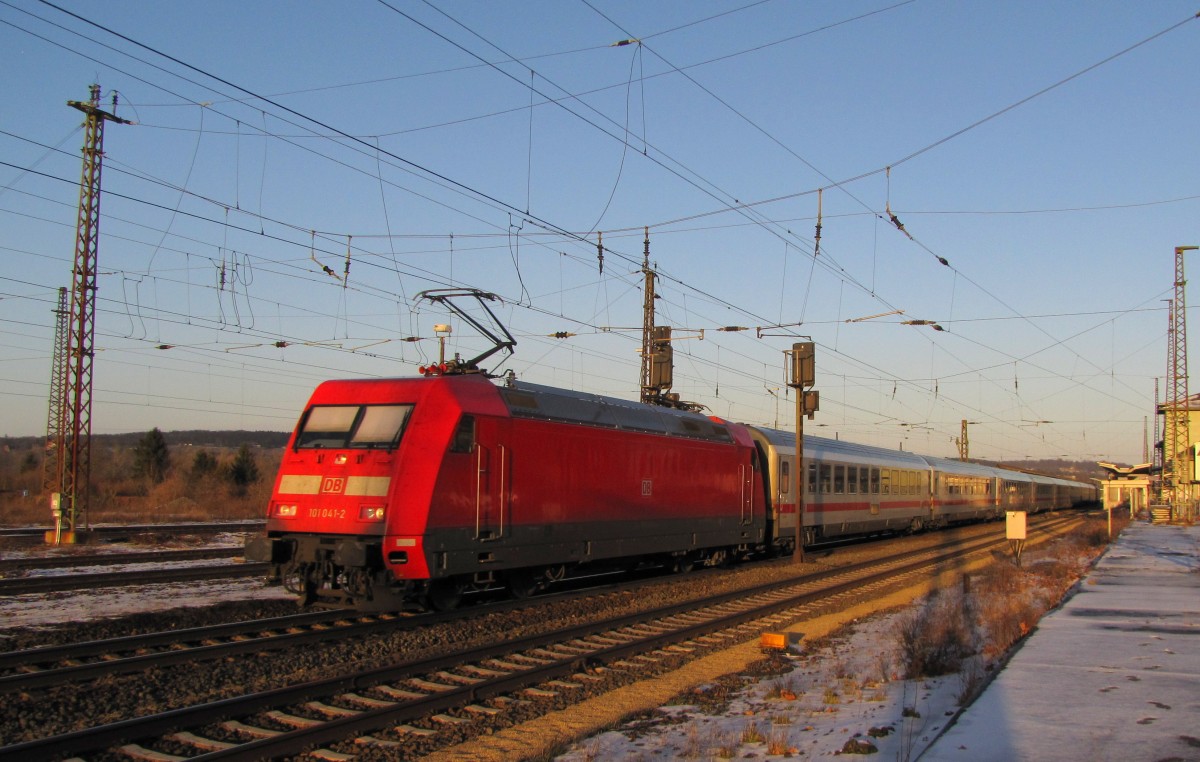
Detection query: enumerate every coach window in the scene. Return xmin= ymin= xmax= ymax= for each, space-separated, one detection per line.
xmin=880 ymin=469 xmax=891 ymax=495
xmin=847 ymin=466 xmax=859 ymax=494
xmin=780 ymin=460 xmax=790 ymax=493
xmin=833 ymin=465 xmax=845 ymax=494
xmin=808 ymin=462 xmax=817 ymax=493
xmin=450 ymin=415 xmax=476 ymax=453
xmin=819 ymin=463 xmax=832 ymax=494
xmin=870 ymin=467 xmax=880 ymax=494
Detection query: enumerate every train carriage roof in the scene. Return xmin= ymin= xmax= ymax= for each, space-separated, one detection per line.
xmin=751 ymin=425 xmax=1092 ymax=489
xmin=502 ymin=381 xmax=737 ymax=443
xmin=748 ymin=426 xmax=931 ymax=469
xmin=920 ymin=454 xmax=1009 ymax=480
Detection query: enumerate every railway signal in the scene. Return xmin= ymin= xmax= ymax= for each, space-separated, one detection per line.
xmin=787 ymin=341 xmax=818 ymax=563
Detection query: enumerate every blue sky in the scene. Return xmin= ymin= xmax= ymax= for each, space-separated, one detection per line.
xmin=2 ymin=0 xmax=1198 ymax=465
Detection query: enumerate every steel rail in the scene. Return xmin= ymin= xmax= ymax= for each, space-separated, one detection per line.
xmin=0 ymin=515 xmax=1077 ymax=762
xmin=0 ymin=608 xmax=362 ymax=690
xmin=0 ymin=562 xmax=270 ymax=596
xmin=0 ymin=547 xmax=244 ymax=572
xmin=0 ymin=521 xmax=264 ymax=541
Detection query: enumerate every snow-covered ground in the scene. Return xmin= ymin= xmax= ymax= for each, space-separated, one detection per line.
xmin=922 ymin=521 xmax=1200 ymax=762
xmin=555 ymin=609 xmax=967 ymax=762
xmin=0 ymin=579 xmax=292 ymax=630
xmin=554 ymin=522 xmax=1200 ymax=762
xmin=0 ymin=531 xmax=290 ymax=630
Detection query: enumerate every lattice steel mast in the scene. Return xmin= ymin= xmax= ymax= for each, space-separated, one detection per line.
xmin=42 ymin=287 xmax=69 ymax=495
xmin=59 ymin=84 xmax=130 ymax=536
xmin=1164 ymin=246 xmax=1197 ymax=513
xmin=1152 ymin=377 xmax=1162 ymax=498
xmin=639 ymin=228 xmax=658 ymax=404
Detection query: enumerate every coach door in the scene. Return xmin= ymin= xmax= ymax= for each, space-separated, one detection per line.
xmin=473 ymin=418 xmax=511 ymax=542
xmin=740 ymin=452 xmax=756 ymax=525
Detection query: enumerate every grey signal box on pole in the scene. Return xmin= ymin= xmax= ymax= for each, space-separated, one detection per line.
xmin=791 ymin=342 xmax=815 ymax=388
xmin=649 ymin=326 xmax=673 ymax=389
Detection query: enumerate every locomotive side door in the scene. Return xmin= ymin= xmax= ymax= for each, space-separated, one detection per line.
xmin=472 ymin=416 xmax=511 ymax=541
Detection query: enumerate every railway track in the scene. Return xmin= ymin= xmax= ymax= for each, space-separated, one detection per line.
xmin=0 ymin=608 xmax=391 ymax=695
xmin=0 ymin=546 xmax=245 ymax=572
xmin=0 ymin=561 xmax=269 ymax=596
xmin=0 ymin=514 xmax=1079 ymax=762
xmin=0 ymin=521 xmax=264 ymax=545
xmin=0 ymin=559 xmax=743 ymax=694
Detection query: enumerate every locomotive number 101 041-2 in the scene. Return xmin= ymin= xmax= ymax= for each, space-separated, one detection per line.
xmin=307 ymin=507 xmax=347 ymax=520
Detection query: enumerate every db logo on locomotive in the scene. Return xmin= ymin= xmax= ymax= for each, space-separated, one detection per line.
xmin=320 ymin=477 xmax=346 ymax=494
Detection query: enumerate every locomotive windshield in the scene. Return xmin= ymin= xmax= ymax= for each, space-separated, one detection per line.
xmin=295 ymin=404 xmax=413 ymax=450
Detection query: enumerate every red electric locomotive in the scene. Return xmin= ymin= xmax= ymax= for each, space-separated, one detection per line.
xmin=246 ymin=373 xmax=768 ymax=610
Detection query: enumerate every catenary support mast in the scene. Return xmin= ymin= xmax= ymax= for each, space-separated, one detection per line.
xmin=1164 ymin=246 xmax=1197 ymax=518
xmin=42 ymin=287 xmax=69 ymax=496
xmin=57 ymin=84 xmax=130 ymax=540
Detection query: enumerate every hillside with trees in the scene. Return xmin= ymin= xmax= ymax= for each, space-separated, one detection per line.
xmin=991 ymin=458 xmax=1108 ymax=483
xmin=0 ymin=430 xmax=287 ymax=524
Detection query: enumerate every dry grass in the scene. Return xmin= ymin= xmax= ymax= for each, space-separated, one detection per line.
xmin=898 ymin=514 xmax=1119 ymax=679
xmin=894 ymin=590 xmax=975 ymax=678
xmin=740 ymin=722 xmax=765 ymax=744
xmin=0 ymin=443 xmax=279 ymax=525
xmin=766 ymin=728 xmax=797 ymax=755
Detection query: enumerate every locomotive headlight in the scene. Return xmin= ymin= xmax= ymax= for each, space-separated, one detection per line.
xmin=359 ymin=505 xmax=386 ymax=521
xmin=273 ymin=503 xmax=298 ymax=518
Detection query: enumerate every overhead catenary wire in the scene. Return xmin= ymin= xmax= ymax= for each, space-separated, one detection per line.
xmin=4 ymin=2 xmax=1176 ymax=458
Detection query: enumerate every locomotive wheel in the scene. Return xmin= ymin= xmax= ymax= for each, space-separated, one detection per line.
xmin=282 ymin=563 xmax=316 ymax=606
xmin=706 ymin=548 xmax=730 ymax=568
xmin=427 ymin=579 xmax=464 ymax=611
xmin=671 ymin=556 xmax=694 ymax=574
xmin=506 ymin=568 xmax=540 ymax=600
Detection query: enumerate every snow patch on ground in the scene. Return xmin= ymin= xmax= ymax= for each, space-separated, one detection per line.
xmin=0 ymin=531 xmax=289 ymax=630
xmin=0 ymin=579 xmax=291 ymax=630
xmin=557 ymin=611 xmax=967 ymax=761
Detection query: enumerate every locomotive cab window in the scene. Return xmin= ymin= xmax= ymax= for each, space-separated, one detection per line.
xmin=351 ymin=405 xmax=412 ymax=447
xmin=295 ymin=404 xmax=413 ymax=450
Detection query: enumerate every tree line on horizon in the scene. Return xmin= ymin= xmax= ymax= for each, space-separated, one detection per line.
xmin=0 ymin=428 xmax=282 ymax=522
